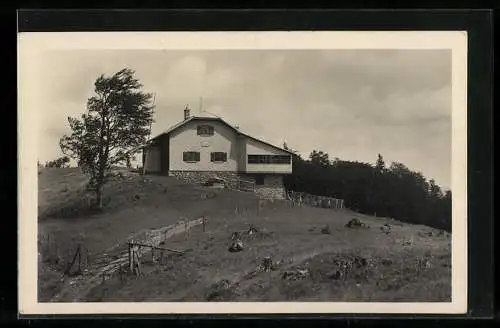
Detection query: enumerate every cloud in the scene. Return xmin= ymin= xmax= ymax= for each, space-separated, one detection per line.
xmin=350 ymin=84 xmax=451 ymax=126
xmin=162 ymin=55 xmax=207 ymax=98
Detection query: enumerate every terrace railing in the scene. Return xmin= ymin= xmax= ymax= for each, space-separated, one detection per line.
xmin=222 ymin=177 xmax=256 ymax=192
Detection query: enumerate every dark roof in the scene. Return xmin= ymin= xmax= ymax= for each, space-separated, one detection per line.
xmin=147 ymin=116 xmax=295 ymax=155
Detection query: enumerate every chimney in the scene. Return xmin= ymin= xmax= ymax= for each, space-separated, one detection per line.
xmin=184 ymin=105 xmax=191 ymax=120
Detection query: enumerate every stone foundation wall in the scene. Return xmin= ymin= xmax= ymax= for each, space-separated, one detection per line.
xmin=254 ymin=175 xmax=286 ymax=200
xmin=168 ymin=171 xmax=286 ymax=200
xmin=168 ymin=170 xmax=240 ymax=185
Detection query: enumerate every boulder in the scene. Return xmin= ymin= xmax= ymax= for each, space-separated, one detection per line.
xmin=228 ymin=240 xmax=244 ymax=252
xmin=380 ymin=223 xmax=392 ymax=234
xmin=345 ymin=218 xmax=365 ymax=228
xmin=282 ymin=268 xmax=310 ymax=280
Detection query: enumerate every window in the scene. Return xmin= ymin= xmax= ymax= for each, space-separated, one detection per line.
xmin=254 ymin=175 xmax=265 ymax=185
xmin=197 ymin=125 xmax=214 ymax=136
xmin=210 ymin=152 xmax=227 ymax=162
xmin=183 ymin=151 xmax=200 ymax=162
xmin=247 ymin=154 xmax=291 ymax=164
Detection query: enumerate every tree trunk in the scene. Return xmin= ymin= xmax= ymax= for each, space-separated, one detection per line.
xmin=95 ymin=187 xmax=103 ymax=209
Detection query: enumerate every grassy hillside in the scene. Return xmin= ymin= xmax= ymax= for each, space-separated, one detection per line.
xmin=37 ymin=168 xmax=451 ymax=302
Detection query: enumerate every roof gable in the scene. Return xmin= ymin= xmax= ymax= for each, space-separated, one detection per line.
xmin=150 ymin=116 xmax=295 ymax=155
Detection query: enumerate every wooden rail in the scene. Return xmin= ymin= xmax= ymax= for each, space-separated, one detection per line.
xmin=286 ymin=191 xmax=345 ymax=209
xmin=127 ymin=242 xmax=184 ymax=254
xmin=235 ymin=178 xmax=256 ymax=192
xmin=218 ymin=176 xmax=256 ymax=192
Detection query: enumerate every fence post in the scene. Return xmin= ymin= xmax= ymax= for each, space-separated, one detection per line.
xmin=77 ymin=244 xmax=81 ymax=273
xmin=134 ymin=250 xmax=141 ymax=276
xmin=128 ymin=242 xmax=133 ymax=273
xmin=64 ymin=243 xmax=81 ymax=275
xmin=202 ymin=216 xmax=206 ymax=232
xmin=119 ymin=264 xmax=124 ymax=284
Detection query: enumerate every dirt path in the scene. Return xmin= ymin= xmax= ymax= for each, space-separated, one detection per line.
xmin=49 ymin=217 xmax=204 ymax=302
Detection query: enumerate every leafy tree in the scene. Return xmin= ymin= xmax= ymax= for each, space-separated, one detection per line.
xmin=389 ymin=161 xmax=410 ymax=178
xmin=45 ymin=156 xmax=70 ymax=168
xmin=284 ymin=151 xmax=452 ymax=231
xmin=428 ymin=179 xmax=443 ymax=199
xmin=60 ymin=68 xmax=155 ymax=208
xmin=375 ymin=153 xmax=385 ymax=171
xmin=309 ymin=150 xmax=330 ymax=167
xmin=125 ymin=156 xmax=133 ymax=168
xmin=282 ymin=141 xmax=302 ymax=160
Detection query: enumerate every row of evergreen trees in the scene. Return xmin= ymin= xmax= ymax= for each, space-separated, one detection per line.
xmin=283 ymin=146 xmax=452 ymax=231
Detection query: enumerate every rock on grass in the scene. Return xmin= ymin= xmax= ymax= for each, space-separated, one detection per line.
xmin=205 ymin=279 xmax=237 ymax=301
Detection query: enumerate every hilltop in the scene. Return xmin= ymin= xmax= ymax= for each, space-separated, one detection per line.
xmin=37 ymin=167 xmax=451 ymax=302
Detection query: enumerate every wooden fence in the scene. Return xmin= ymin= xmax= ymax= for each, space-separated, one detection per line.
xmin=114 ymin=215 xmax=207 ymax=278
xmin=127 ymin=241 xmax=185 ymax=276
xmin=223 ymin=177 xmax=256 ymax=192
xmin=236 ymin=178 xmax=256 ymax=192
xmin=286 ymin=191 xmax=345 ymax=209
xmin=38 ymin=233 xmax=90 ymax=274
xmin=40 ymin=216 xmax=208 ymax=289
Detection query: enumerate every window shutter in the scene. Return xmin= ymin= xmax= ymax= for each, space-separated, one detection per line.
xmin=183 ymin=151 xmax=200 ymax=162
xmin=197 ymin=125 xmax=214 ymax=136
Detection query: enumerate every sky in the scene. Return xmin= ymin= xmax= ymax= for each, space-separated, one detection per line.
xmin=35 ymin=49 xmax=452 ymax=190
